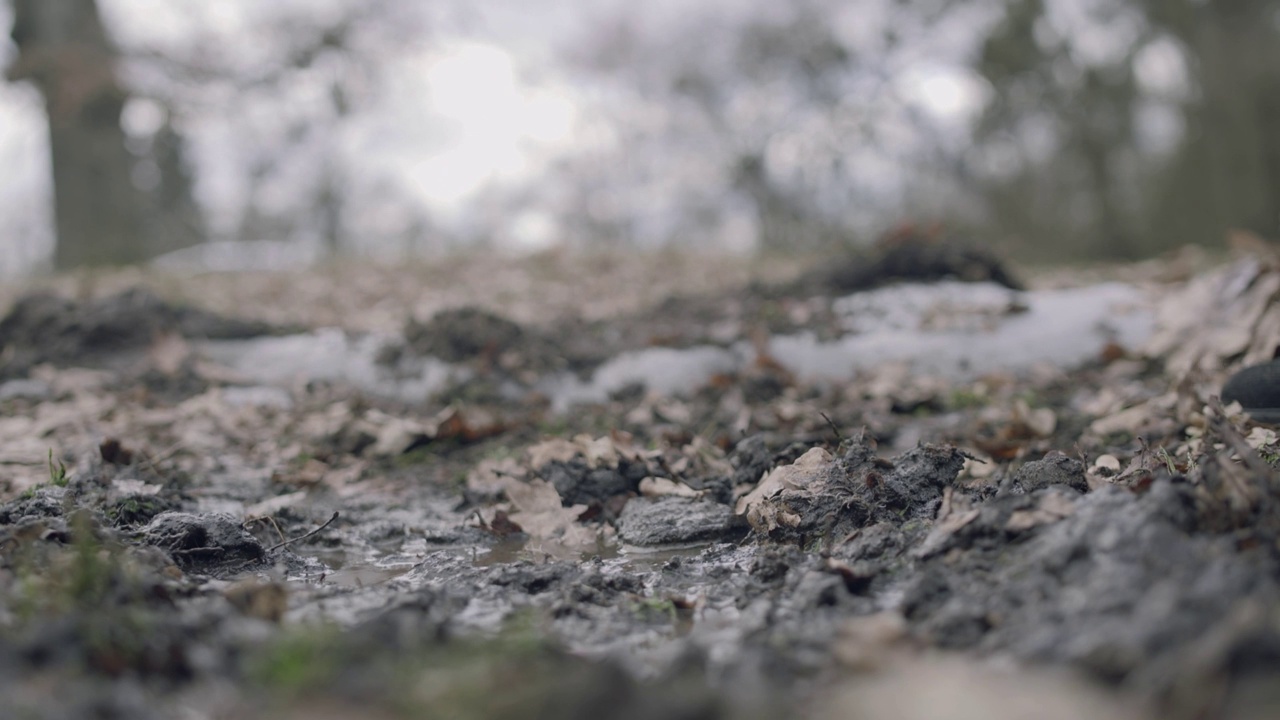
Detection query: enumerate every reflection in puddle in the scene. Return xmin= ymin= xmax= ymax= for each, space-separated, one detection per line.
xmin=615 ymin=543 xmax=718 ymax=571
xmin=300 ymin=546 xmax=423 ymax=588
xmin=321 ymin=565 xmax=409 ymax=589
xmin=471 ymin=536 xmax=629 ymax=566
xmin=472 ymin=537 xmax=529 ymax=566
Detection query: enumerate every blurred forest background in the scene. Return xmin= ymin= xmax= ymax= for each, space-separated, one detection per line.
xmin=0 ymin=0 xmax=1277 ymax=275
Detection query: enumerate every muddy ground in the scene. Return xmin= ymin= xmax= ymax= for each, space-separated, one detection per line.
xmin=3 ymin=238 xmax=1280 ymax=719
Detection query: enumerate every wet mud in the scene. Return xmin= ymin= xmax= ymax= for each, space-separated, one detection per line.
xmin=1 ymin=252 xmax=1279 ymax=719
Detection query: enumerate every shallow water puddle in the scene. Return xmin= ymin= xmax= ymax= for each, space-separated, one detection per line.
xmin=320 ymin=564 xmax=410 ymax=589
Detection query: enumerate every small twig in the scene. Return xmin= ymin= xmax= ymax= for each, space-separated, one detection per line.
xmin=819 ymin=412 xmax=843 ymax=443
xmin=265 ymin=511 xmax=339 ymax=553
xmin=243 ymin=515 xmax=288 ymax=544
xmin=137 ymin=441 xmax=185 ymax=478
xmin=171 ymin=546 xmax=224 ymax=558
xmin=1208 ymin=397 xmax=1274 ymax=479
xmin=653 ymin=454 xmax=680 ymax=482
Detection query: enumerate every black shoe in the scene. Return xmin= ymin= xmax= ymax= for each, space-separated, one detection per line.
xmin=1222 ymin=360 xmax=1280 ymax=423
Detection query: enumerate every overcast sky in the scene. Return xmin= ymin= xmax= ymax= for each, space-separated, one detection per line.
xmin=0 ymin=0 xmax=1174 ymax=275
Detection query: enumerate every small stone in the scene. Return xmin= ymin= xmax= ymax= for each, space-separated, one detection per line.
xmin=142 ymin=512 xmax=265 ymax=571
xmin=1223 ymin=360 xmax=1280 ymax=423
xmin=618 ymin=497 xmax=746 ymax=546
xmin=1006 ymin=452 xmax=1088 ymax=494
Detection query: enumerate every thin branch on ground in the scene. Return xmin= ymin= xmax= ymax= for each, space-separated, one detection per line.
xmin=265 ymin=511 xmax=340 ymax=553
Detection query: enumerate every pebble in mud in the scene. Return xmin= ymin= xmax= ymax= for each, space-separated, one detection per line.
xmin=1003 ymin=452 xmax=1089 ymax=495
xmin=0 ymin=486 xmax=67 ymax=524
xmin=141 ymin=512 xmax=265 ymax=572
xmin=617 ymin=496 xmax=748 ymax=546
xmin=543 ymin=459 xmax=642 ymax=506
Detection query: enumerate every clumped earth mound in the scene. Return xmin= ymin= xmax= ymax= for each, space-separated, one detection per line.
xmin=0 ymin=287 xmax=279 ymax=379
xmin=813 ymin=226 xmax=1024 ymax=293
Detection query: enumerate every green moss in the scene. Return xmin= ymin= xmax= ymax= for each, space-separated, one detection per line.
xmin=246 ymin=624 xmax=345 ymax=693
xmin=947 ymin=387 xmax=989 ymax=410
xmin=9 ymin=513 xmax=160 ymax=674
xmin=246 ymin=615 xmax=567 ymax=719
xmin=104 ymin=495 xmax=170 ymax=527
xmin=1257 ymin=442 xmax=1280 ymax=468
xmin=630 ymin=596 xmax=677 ymax=624
xmin=391 ymin=444 xmax=437 ymax=468
xmin=535 ymin=415 xmax=573 ymax=437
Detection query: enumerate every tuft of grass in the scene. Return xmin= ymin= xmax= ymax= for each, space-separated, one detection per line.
xmin=47 ymin=449 xmax=69 ymax=487
xmin=9 ymin=512 xmax=161 ymax=676
xmin=246 ymin=612 xmax=559 ymax=718
xmin=947 ymin=387 xmax=988 ymax=410
xmin=392 ymin=444 xmax=437 ymax=468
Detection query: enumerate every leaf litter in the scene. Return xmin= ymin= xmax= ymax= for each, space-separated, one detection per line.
xmin=2 ymin=241 xmax=1280 ymax=719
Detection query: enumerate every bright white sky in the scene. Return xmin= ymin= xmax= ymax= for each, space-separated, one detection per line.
xmin=392 ymin=41 xmax=578 ymax=207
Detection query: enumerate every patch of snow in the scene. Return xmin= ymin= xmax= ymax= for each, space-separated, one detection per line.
xmin=539 ymin=346 xmax=741 ymax=411
xmin=150 ymin=240 xmax=323 ymax=273
xmin=197 ymin=329 xmax=460 ymax=403
xmin=780 ymin=281 xmax=1151 ymax=379
xmin=191 ymin=281 xmax=1155 ymax=412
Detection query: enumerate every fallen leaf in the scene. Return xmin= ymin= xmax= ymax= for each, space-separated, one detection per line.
xmin=1005 ymin=492 xmax=1076 ymax=532
xmin=639 ymin=477 xmax=700 ymax=498
xmin=148 ymin=332 xmax=191 ymax=376
xmin=224 ymin=579 xmax=288 ymax=623
xmin=734 ymin=446 xmax=833 ymax=516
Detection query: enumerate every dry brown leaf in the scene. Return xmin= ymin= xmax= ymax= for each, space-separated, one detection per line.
xmin=578 ymin=434 xmax=620 ymax=467
xmin=1088 ymin=394 xmax=1174 ymax=436
xmin=500 ymin=476 xmax=604 ymax=552
xmin=465 ymin=458 xmax=524 ymax=498
xmin=734 ymin=446 xmax=832 ymax=516
xmin=915 ymin=488 xmax=981 ymax=558
xmin=1005 ymin=492 xmax=1076 ymax=532
xmin=224 ymin=579 xmax=289 ymax=623
xmin=277 ymin=458 xmax=330 ymax=488
xmin=148 ymin=332 xmax=191 ymax=376
xmin=244 ymin=491 xmax=309 ymax=518
xmin=832 ymin=612 xmax=913 ymax=672
xmin=370 ymin=415 xmax=434 ymax=456
xmin=1013 ymin=399 xmax=1056 ymax=438
xmin=1151 ymin=256 xmax=1280 ymax=379
xmin=960 ymin=450 xmax=996 ymax=480
xmin=525 ymin=438 xmax=581 ymax=469
xmin=735 ymin=447 xmax=833 ymax=533
xmin=638 ymin=477 xmax=700 ymax=498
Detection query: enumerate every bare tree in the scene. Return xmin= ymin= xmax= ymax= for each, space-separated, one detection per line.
xmin=7 ymin=0 xmax=203 ymax=269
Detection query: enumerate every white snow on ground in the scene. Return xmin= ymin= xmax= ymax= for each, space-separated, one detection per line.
xmin=194 ymin=281 xmax=1155 ymax=410
xmin=772 ymin=281 xmax=1151 ymax=380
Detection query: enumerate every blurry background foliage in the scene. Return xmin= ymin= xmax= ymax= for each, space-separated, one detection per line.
xmin=0 ymin=0 xmax=1277 ymax=273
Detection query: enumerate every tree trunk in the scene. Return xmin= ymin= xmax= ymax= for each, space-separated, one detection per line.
xmin=8 ymin=0 xmax=201 ymax=269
